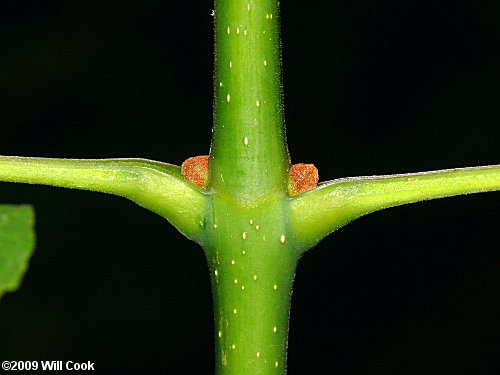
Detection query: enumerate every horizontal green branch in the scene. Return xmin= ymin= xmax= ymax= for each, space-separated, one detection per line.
xmin=0 ymin=156 xmax=207 ymax=240
xmin=289 ymin=165 xmax=500 ymax=251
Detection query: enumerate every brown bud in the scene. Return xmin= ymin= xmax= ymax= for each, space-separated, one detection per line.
xmin=289 ymin=163 xmax=319 ymax=195
xmin=181 ymin=155 xmax=209 ymax=188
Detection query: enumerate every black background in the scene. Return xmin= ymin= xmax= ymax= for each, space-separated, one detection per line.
xmin=0 ymin=1 xmax=498 ymax=374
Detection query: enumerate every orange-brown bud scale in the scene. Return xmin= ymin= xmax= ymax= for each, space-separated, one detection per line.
xmin=289 ymin=163 xmax=319 ymax=195
xmin=181 ymin=155 xmax=209 ymax=188
xmin=181 ymin=156 xmax=319 ymax=195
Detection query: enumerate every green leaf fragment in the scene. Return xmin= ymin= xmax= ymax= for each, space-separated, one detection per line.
xmin=0 ymin=204 xmax=35 ymax=299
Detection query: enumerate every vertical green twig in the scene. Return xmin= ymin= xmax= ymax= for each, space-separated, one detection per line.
xmin=210 ymin=0 xmax=289 ymax=203
xmin=206 ymin=2 xmax=297 ymax=373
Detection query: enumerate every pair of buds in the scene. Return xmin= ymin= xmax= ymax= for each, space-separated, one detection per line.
xmin=181 ymin=156 xmax=318 ymax=196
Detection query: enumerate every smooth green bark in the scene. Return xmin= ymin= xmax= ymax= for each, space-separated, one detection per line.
xmin=207 ymin=2 xmax=295 ymax=373
xmin=203 ymin=196 xmax=299 ymax=374
xmin=210 ymin=0 xmax=289 ymax=203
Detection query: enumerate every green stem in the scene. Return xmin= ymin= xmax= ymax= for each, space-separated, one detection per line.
xmin=210 ymin=0 xmax=289 ymax=203
xmin=206 ymin=2 xmax=295 ymax=373
xmin=0 ymin=156 xmax=206 ymax=240
xmin=290 ymin=165 xmax=500 ymax=250
xmin=203 ymin=196 xmax=299 ymax=375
